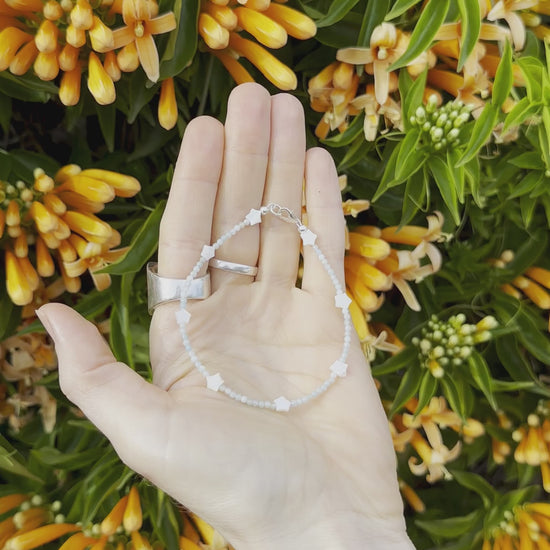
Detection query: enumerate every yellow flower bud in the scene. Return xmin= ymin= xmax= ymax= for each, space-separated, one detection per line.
xmin=513 ymin=275 xmax=550 ymax=309
xmin=344 ymin=255 xmax=391 ymax=291
xmin=36 ymin=236 xmax=55 ymax=277
xmin=54 ymin=164 xmax=81 ymax=183
xmin=5 ymin=250 xmax=33 ymax=306
xmin=263 ymin=2 xmax=316 ymax=40
xmin=158 ymin=77 xmax=177 ymax=130
xmin=117 ymin=41 xmax=140 ymax=72
xmin=0 ymin=27 xmax=32 ymax=71
xmin=34 ymin=49 xmax=59 ymax=81
xmin=100 ymin=495 xmax=128 ymax=536
xmin=57 ymin=190 xmax=104 ymax=213
xmin=63 ymin=210 xmax=113 ymax=243
xmin=58 ymin=43 xmax=80 ymax=71
xmin=4 ymin=523 xmax=80 ymax=550
xmin=35 ymin=19 xmax=59 ymax=53
xmin=347 ymin=292 xmax=369 ymax=341
xmin=89 ymin=15 xmax=114 ymax=52
xmin=59 ymin=65 xmax=82 ymax=106
xmin=58 ymin=239 xmax=77 ymax=262
xmin=70 ymin=0 xmax=93 ymax=29
xmin=104 ymin=50 xmax=121 ymax=82
xmin=14 ymin=231 xmax=28 ymax=258
xmin=204 ymin=2 xmax=237 ymax=30
xmin=43 ymin=0 xmax=64 ymax=20
xmin=198 ymin=12 xmax=229 ymax=49
xmin=234 ymin=7 xmax=288 ymax=49
xmin=229 ymin=33 xmax=297 ymax=90
xmin=59 ymin=260 xmax=82 ymax=293
xmin=123 ymin=486 xmax=142 ymax=533
xmin=33 ymin=171 xmax=55 ymax=192
xmin=0 ymin=494 xmax=28 ymax=516
xmin=349 ymin=232 xmax=390 ymax=261
xmin=69 ymin=233 xmax=103 ymax=258
xmin=30 ymin=201 xmax=59 ymax=233
xmin=6 ymin=200 xmax=20 ymax=226
xmin=87 ymin=51 xmax=116 ymax=105
xmin=9 ymin=40 xmax=38 ymax=75
xmin=526 ymin=266 xmax=550 ymax=289
xmin=59 ymin=173 xmax=115 ymax=202
xmin=0 ymin=210 xmax=5 ymax=239
xmin=65 ymin=23 xmax=86 ymax=47
xmin=42 ymin=193 xmax=66 ymax=215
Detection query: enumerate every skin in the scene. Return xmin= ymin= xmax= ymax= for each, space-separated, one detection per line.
xmin=37 ymin=83 xmax=415 ymax=550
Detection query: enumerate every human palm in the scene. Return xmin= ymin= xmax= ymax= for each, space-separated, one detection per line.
xmin=39 ymin=84 xmax=412 ymax=549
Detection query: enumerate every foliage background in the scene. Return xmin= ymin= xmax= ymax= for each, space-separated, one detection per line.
xmin=1 ymin=0 xmax=550 ymax=548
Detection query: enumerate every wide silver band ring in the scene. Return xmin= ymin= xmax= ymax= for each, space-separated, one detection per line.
xmin=209 ymin=258 xmax=258 ymax=276
xmin=146 ymin=262 xmax=211 ymax=314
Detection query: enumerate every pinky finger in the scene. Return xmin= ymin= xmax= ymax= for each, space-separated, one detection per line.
xmin=301 ymin=147 xmax=346 ymax=297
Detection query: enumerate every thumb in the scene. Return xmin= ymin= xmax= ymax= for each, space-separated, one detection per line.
xmin=36 ymin=303 xmax=172 ymax=476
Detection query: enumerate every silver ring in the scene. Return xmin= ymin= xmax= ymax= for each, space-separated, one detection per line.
xmin=146 ymin=262 xmax=211 ymax=314
xmin=209 ymin=258 xmax=258 ymax=276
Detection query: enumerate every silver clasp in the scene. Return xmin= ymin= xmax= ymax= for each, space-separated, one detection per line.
xmin=267 ymin=203 xmax=302 ymax=227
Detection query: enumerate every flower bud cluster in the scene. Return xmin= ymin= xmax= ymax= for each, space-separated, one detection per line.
xmin=409 ymin=97 xmax=473 ymax=151
xmin=412 ymin=313 xmax=498 ymax=377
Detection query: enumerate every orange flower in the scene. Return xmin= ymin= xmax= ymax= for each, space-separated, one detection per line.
xmin=158 ymin=77 xmax=177 ymax=130
xmin=111 ymin=0 xmax=176 ymax=82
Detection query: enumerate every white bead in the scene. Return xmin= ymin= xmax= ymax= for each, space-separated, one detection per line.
xmin=200 ymin=245 xmax=215 ymax=261
xmin=274 ymin=396 xmax=291 ymax=412
xmin=176 ymin=309 xmax=191 ymax=326
xmin=334 ymin=292 xmax=352 ymax=310
xmin=330 ymin=360 xmax=348 ymax=377
xmin=300 ymin=228 xmax=317 ymax=246
xmin=245 ymin=208 xmax=263 ymax=225
xmin=206 ymin=373 xmax=224 ymax=391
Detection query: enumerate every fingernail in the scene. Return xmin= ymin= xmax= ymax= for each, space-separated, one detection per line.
xmin=36 ymin=305 xmax=58 ymax=342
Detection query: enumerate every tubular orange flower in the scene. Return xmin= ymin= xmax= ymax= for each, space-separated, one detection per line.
xmin=348 ymin=232 xmax=391 ymax=260
xmin=58 ymin=532 xmax=97 ymax=550
xmin=123 ymin=486 xmax=142 ymax=533
xmin=229 ymin=32 xmax=297 ymax=90
xmin=103 ymin=50 xmax=121 ymax=81
xmin=4 ymin=523 xmax=80 ymax=550
xmin=0 ymin=495 xmax=28 ymax=515
xmin=36 ymin=236 xmax=55 ymax=277
xmin=158 ymin=77 xmax=177 ymax=130
xmin=79 ymin=169 xmax=140 ymax=197
xmin=211 ymin=50 xmax=254 ymax=85
xmin=101 ymin=495 xmax=128 ymax=536
xmin=69 ymin=0 xmax=93 ymax=29
xmin=345 ymin=270 xmax=380 ymax=312
xmin=58 ymin=239 xmax=77 ymax=262
xmin=59 ymin=64 xmax=82 ymax=106
xmin=0 ymin=27 xmax=32 ymax=71
xmin=117 ymin=41 xmax=140 ymax=71
xmin=199 ymin=12 xmax=229 ymax=49
xmin=30 ymin=202 xmax=59 ymax=234
xmin=62 ymin=211 xmax=113 ymax=243
xmin=262 ymin=2 xmax=316 ymax=40
xmin=43 ymin=0 xmax=63 ymax=19
xmin=57 ymin=191 xmax=104 ymax=213
xmin=87 ymin=51 xmax=115 ymax=105
xmin=65 ymin=24 xmax=86 ymax=48
xmin=131 ymin=531 xmax=151 ymax=550
xmin=9 ymin=40 xmax=38 ymax=75
xmin=344 ymin=255 xmax=391 ymax=291
xmin=512 ymin=275 xmax=550 ymax=309
xmin=57 ymin=174 xmax=115 ymax=203
xmin=234 ymin=7 xmax=287 ymax=49
xmin=203 ymin=2 xmax=237 ymax=30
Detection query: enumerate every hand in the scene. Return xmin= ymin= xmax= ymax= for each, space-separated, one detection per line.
xmin=37 ymin=83 xmax=413 ymax=550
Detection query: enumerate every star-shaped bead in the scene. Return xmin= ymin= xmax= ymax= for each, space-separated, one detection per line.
xmin=334 ymin=292 xmax=352 ymax=309
xmin=201 ymin=245 xmax=215 ymax=261
xmin=175 ymin=308 xmax=191 ymax=326
xmin=206 ymin=373 xmax=224 ymax=392
xmin=245 ymin=208 xmax=263 ymax=225
xmin=300 ymin=228 xmax=317 ymax=246
xmin=274 ymin=396 xmax=291 ymax=412
xmin=330 ymin=360 xmax=348 ymax=377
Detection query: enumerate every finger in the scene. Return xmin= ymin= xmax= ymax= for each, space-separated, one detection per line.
xmin=158 ymin=116 xmax=224 ymax=278
xmin=301 ymin=147 xmax=346 ymax=296
xmin=210 ymin=83 xmax=271 ymax=290
xmin=36 ymin=303 xmax=174 ymax=479
xmin=256 ymin=93 xmax=305 ymax=287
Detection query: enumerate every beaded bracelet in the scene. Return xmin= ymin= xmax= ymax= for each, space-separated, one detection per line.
xmin=176 ymin=203 xmax=352 ymax=412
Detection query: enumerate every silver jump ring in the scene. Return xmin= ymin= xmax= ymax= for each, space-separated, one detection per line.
xmin=209 ymin=258 xmax=258 ymax=276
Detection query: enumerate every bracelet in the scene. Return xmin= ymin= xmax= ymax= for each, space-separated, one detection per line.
xmin=176 ymin=203 xmax=352 ymax=412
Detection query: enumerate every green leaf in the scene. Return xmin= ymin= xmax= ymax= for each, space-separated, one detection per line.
xmin=491 ymin=40 xmax=513 ymax=107
xmin=388 ymin=361 xmax=423 ymax=417
xmin=95 ymin=102 xmax=116 ymax=153
xmin=31 ymin=447 xmax=106 ymax=470
xmin=99 ymin=200 xmax=166 ymax=274
xmin=464 ymin=155 xmax=482 ymax=206
xmin=385 ymin=0 xmax=423 ymax=20
xmin=395 ymin=129 xmax=421 ymax=181
xmin=416 ymin=510 xmax=483 ymax=538
xmin=503 ymin=97 xmax=541 ymax=131
xmin=401 ymin=69 xmax=428 ymax=127
xmin=371 ymin=346 xmax=418 ymax=376
xmin=448 ymin=470 xmax=498 ymax=508
xmin=389 ymin=0 xmax=450 ymax=70
xmin=159 ymin=0 xmax=199 ymax=79
xmin=0 ymin=93 xmax=11 ymax=134
xmin=415 ymin=369 xmax=438 ymax=413
xmin=467 ymin=351 xmax=498 ymax=411
xmin=401 ymin=167 xmax=428 ymax=225
xmin=314 ymin=0 xmax=360 ymax=28
xmin=447 ymin=147 xmax=465 ymax=203
xmin=357 ymin=0 xmax=390 ymax=47
xmin=508 ymin=151 xmax=545 ymax=170
xmin=0 ymin=435 xmax=42 ymax=483
xmin=520 ymin=193 xmax=537 ymax=227
xmin=338 ymin=136 xmax=373 ymax=171
xmin=456 ymin=0 xmax=481 ymax=72
xmin=321 ymin=112 xmax=365 ymax=148
xmin=427 ymin=155 xmax=460 ymax=224
xmin=0 ymin=289 xmax=21 ymax=340
xmin=517 ymin=56 xmax=544 ymax=102
xmin=508 ymin=170 xmax=543 ymax=199
xmin=127 ymin=74 xmax=160 ymax=124
xmin=458 ymin=104 xmax=499 ymax=166
xmin=0 ymin=71 xmax=57 ymax=102
xmin=495 ymin=335 xmax=538 ymax=383
xmin=440 ymin=374 xmax=467 ymax=420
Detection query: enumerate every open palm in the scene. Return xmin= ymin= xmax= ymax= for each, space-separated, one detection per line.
xmin=39 ymin=84 xmax=412 ymax=550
